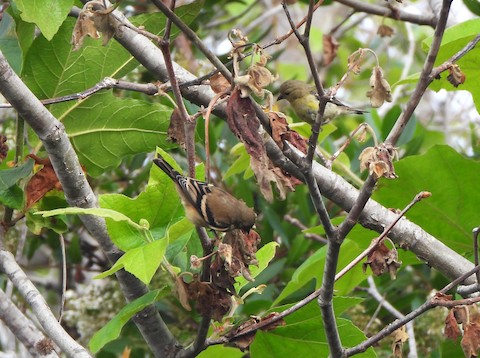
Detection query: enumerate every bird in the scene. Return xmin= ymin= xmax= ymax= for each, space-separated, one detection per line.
xmin=153 ymin=155 xmax=256 ymax=232
xmin=277 ymin=79 xmax=367 ymax=124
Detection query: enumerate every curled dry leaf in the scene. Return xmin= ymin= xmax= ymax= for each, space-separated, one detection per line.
xmin=269 ymin=111 xmax=307 ymax=153
xmin=71 ymin=0 xmax=118 ymax=51
xmin=363 ymin=241 xmax=402 ymax=279
xmin=227 ymin=89 xmax=296 ymax=201
xmin=377 ymin=24 xmax=394 ymax=37
xmin=348 ymin=49 xmax=366 ymax=75
xmin=167 ymin=107 xmax=185 ymax=148
xmin=175 ymin=276 xmax=192 ymax=311
xmin=210 ymin=72 xmax=231 ymax=94
xmin=25 ymin=154 xmax=63 ymax=209
xmin=323 ymin=34 xmax=339 ymax=66
xmin=187 ymin=279 xmax=232 ymax=322
xmin=235 ymin=64 xmax=277 ymax=98
xmin=366 ymin=66 xmax=392 ymax=108
xmin=0 ymin=134 xmax=8 ymax=162
xmin=391 ymin=326 xmax=409 ymax=358
xmin=453 ymin=305 xmax=469 ymax=325
xmin=444 ymin=309 xmax=462 ymax=341
xmin=462 ymin=322 xmax=480 ymax=358
xmin=359 ymin=143 xmax=398 ymax=179
xmin=190 ymin=254 xmax=202 ymax=270
xmin=447 ymin=64 xmax=466 ymax=88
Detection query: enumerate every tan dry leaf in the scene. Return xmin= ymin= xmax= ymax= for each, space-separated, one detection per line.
xmin=323 ymin=34 xmax=339 ymax=66
xmin=377 ymin=24 xmax=394 ymax=37
xmin=444 ymin=309 xmax=461 ymax=341
xmin=366 ymin=66 xmax=392 ymax=108
xmin=348 ymin=49 xmax=366 ymax=75
xmin=71 ymin=0 xmax=118 ymax=51
xmin=363 ymin=241 xmax=401 ymax=278
xmin=25 ymin=154 xmax=63 ymax=209
xmin=447 ymin=64 xmax=466 ymax=88
xmin=462 ymin=322 xmax=480 ymax=357
xmin=391 ymin=326 xmax=409 ymax=358
xmin=358 ymin=144 xmax=398 ymax=179
xmin=0 ymin=134 xmax=7 ymax=162
xmin=167 ymin=107 xmax=185 ymax=148
xmin=175 ymin=276 xmax=192 ymax=311
xmin=210 ymin=72 xmax=231 ymax=93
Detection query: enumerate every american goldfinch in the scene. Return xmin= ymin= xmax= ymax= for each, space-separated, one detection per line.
xmin=277 ymin=80 xmax=367 ymax=124
xmin=153 ymin=156 xmax=256 ymax=232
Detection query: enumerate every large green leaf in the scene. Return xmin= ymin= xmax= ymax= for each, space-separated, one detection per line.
xmin=64 ymin=92 xmax=172 ymax=176
xmin=96 ymin=238 xmax=168 ymax=285
xmin=99 ymin=152 xmax=186 ymax=251
xmin=14 ymin=0 xmax=73 ymax=40
xmin=0 ymin=159 xmax=34 ymax=210
xmin=374 ymin=145 xmax=480 ymax=254
xmin=21 ymin=3 xmax=205 ymax=175
xmin=251 ymin=300 xmax=376 ymax=358
xmin=89 ymin=288 xmax=165 ymax=353
xmin=422 ymin=18 xmax=480 ymax=112
xmin=0 ymin=12 xmax=23 ymax=74
xmin=273 ymin=239 xmax=366 ymax=305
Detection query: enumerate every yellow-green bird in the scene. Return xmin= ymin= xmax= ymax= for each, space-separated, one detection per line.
xmin=277 ymin=80 xmax=367 ymax=124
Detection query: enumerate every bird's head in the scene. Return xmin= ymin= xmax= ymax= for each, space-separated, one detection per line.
xmin=278 ymin=79 xmax=313 ymax=103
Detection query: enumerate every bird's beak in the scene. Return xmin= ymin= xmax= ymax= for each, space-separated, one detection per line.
xmin=277 ymin=93 xmax=286 ymax=101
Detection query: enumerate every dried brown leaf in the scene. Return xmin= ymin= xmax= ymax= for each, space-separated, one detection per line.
xmin=167 ymin=108 xmax=185 ymax=148
xmin=175 ymin=276 xmax=192 ymax=311
xmin=462 ymin=322 xmax=480 ymax=357
xmin=323 ymin=34 xmax=339 ymax=66
xmin=366 ymin=66 xmax=392 ymax=108
xmin=210 ymin=72 xmax=231 ymax=93
xmin=71 ymin=0 xmax=118 ymax=51
xmin=447 ymin=64 xmax=466 ymax=88
xmin=25 ymin=154 xmax=62 ymax=209
xmin=363 ymin=241 xmax=402 ymax=278
xmin=444 ymin=309 xmax=461 ymax=341
xmin=358 ymin=144 xmax=398 ymax=179
xmin=391 ymin=326 xmax=408 ymax=358
xmin=0 ymin=134 xmax=8 ymax=162
xmin=377 ymin=24 xmax=394 ymax=37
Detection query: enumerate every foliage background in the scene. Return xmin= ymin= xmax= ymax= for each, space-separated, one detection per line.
xmin=0 ymin=0 xmax=479 ymax=357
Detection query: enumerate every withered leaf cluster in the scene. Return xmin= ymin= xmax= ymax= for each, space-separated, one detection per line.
xmin=71 ymin=0 xmax=118 ymax=51
xmin=363 ymin=241 xmax=401 ymax=279
xmin=359 ymin=143 xmax=398 ymax=179
xmin=184 ymin=230 xmax=261 ymax=322
xmin=226 ymin=89 xmax=299 ymax=201
xmin=442 ymin=303 xmax=480 ymax=357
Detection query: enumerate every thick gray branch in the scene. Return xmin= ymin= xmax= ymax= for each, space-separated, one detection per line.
xmin=0 ymin=250 xmax=90 ymax=357
xmin=0 ymin=52 xmax=177 ymax=357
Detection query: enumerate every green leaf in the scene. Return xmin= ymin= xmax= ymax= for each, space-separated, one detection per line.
xmin=0 ymin=159 xmax=33 ymax=190
xmin=0 ymin=185 xmax=24 ymax=210
xmin=198 ymin=345 xmax=243 ymax=358
xmin=251 ymin=301 xmax=376 ymax=357
xmin=15 ymin=0 xmax=73 ymax=40
xmin=374 ymin=145 xmax=480 ymax=254
xmin=422 ymin=18 xmax=480 ymax=111
xmin=0 ymin=12 xmax=23 ymax=74
xmin=65 ymin=92 xmax=172 ymax=176
xmin=96 ymin=238 xmax=168 ymax=285
xmin=235 ymin=242 xmax=278 ymax=292
xmin=89 ymin=288 xmax=165 ymax=353
xmin=99 ymin=157 xmax=184 ymax=251
xmin=464 ymin=0 xmax=480 ymax=16
xmin=21 ymin=2 xmax=204 ymax=174
xmin=35 ymin=206 xmax=142 ymax=228
xmin=273 ymin=239 xmax=366 ymax=305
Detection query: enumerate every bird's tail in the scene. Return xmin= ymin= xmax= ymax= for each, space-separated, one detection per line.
xmin=153 ymin=155 xmax=182 ymax=181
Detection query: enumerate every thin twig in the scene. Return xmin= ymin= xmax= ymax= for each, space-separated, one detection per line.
xmin=474 ymin=227 xmax=480 ymax=284
xmin=58 ymin=234 xmax=67 ymax=324
xmin=335 ymin=191 xmax=430 ymax=281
